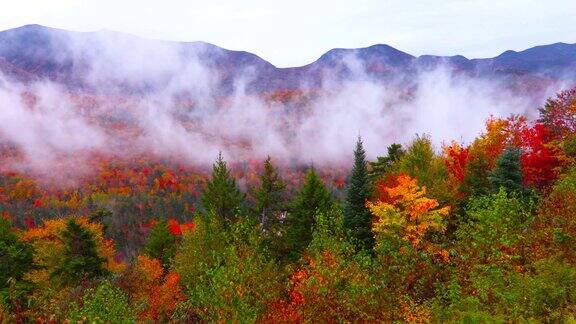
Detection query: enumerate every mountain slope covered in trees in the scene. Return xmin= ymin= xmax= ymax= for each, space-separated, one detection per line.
xmin=1 ymin=87 xmax=576 ymax=322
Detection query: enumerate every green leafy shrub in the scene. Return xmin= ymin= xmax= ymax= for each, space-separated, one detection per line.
xmin=172 ymin=215 xmax=283 ymax=322
xmin=67 ymin=280 xmax=135 ymax=323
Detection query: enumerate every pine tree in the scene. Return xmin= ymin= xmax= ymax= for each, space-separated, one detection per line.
xmin=283 ymin=168 xmax=333 ymax=260
xmin=461 ymin=154 xmax=491 ymax=197
xmin=343 ymin=137 xmax=375 ymax=251
xmin=369 ymin=143 xmax=404 ymax=179
xmin=0 ymin=217 xmax=34 ymax=294
xmin=143 ymin=219 xmax=177 ymax=268
xmin=51 ymin=219 xmax=108 ymax=285
xmin=252 ymin=156 xmax=287 ymax=232
xmin=201 ymin=152 xmax=245 ymax=220
xmin=489 ymin=147 xmax=524 ymax=193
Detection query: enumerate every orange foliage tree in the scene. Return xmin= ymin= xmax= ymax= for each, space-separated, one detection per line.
xmin=120 ymin=255 xmax=187 ymax=321
xmin=367 ymin=173 xmax=450 ymax=249
xmin=469 ymin=115 xmax=527 ymax=169
xmin=367 ymin=174 xmax=452 ymax=319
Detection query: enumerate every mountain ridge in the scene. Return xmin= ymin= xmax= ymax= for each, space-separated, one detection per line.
xmin=0 ymin=24 xmax=574 ymax=94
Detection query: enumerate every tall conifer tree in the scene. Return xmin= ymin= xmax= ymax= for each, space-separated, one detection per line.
xmin=0 ymin=217 xmax=34 ymax=292
xmin=201 ymin=152 xmax=245 ymax=220
xmin=52 ymin=220 xmax=108 ymax=285
xmin=461 ymin=154 xmax=491 ymax=197
xmin=283 ymin=169 xmax=333 ymax=259
xmin=489 ymin=147 xmax=524 ymax=193
xmin=253 ymin=156 xmax=287 ymax=232
xmin=344 ymin=137 xmax=375 ymax=251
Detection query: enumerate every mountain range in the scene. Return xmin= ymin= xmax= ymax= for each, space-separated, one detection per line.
xmin=0 ymin=24 xmax=574 ymax=95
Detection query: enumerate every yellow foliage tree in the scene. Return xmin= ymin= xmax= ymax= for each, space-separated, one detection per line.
xmin=18 ymin=216 xmax=124 ymax=316
xmin=469 ymin=115 xmax=527 ymax=168
xmin=21 ymin=217 xmax=125 ymax=281
xmin=367 ymin=174 xmax=450 ymax=249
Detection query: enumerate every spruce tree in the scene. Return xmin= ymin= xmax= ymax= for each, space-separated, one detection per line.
xmin=369 ymin=143 xmax=404 ymax=179
xmin=344 ymin=137 xmax=375 ymax=251
xmin=201 ymin=152 xmax=245 ymax=220
xmin=52 ymin=220 xmax=108 ymax=286
xmin=252 ymin=156 xmax=287 ymax=232
xmin=143 ymin=218 xmax=177 ymax=268
xmin=489 ymin=147 xmax=524 ymax=193
xmin=283 ymin=168 xmax=333 ymax=260
xmin=461 ymin=154 xmax=491 ymax=197
xmin=0 ymin=217 xmax=34 ymax=291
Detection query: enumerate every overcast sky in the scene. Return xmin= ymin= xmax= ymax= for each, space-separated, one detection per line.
xmin=1 ymin=0 xmax=575 ymax=67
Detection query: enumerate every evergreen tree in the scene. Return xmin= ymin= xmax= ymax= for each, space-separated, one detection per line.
xmin=489 ymin=147 xmax=524 ymax=193
xmin=369 ymin=143 xmax=404 ymax=179
xmin=343 ymin=138 xmax=375 ymax=251
xmin=252 ymin=156 xmax=287 ymax=232
xmin=143 ymin=219 xmax=177 ymax=268
xmin=283 ymin=169 xmax=333 ymax=260
xmin=461 ymin=154 xmax=491 ymax=197
xmin=51 ymin=220 xmax=108 ymax=286
xmin=201 ymin=152 xmax=245 ymax=220
xmin=0 ymin=217 xmax=34 ymax=306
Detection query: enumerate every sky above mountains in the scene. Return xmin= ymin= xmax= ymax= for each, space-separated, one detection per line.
xmin=0 ymin=0 xmax=575 ymax=67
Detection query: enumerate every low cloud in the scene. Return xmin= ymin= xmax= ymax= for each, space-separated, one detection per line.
xmin=0 ymin=31 xmax=566 ymax=182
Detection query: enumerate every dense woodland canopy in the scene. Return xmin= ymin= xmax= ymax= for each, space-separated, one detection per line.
xmin=1 ymin=87 xmax=576 ymax=322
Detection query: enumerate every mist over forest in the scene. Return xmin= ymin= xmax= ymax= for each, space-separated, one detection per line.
xmin=1 ymin=23 xmax=576 ymax=323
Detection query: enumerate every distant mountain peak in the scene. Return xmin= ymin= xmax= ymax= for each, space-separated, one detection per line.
xmin=0 ymin=24 xmax=574 ymax=92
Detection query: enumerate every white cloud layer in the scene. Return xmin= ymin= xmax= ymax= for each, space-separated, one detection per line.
xmin=0 ymin=32 xmax=563 ymax=181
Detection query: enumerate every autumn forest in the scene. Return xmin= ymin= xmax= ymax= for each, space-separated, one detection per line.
xmin=0 ymin=85 xmax=575 ymax=322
